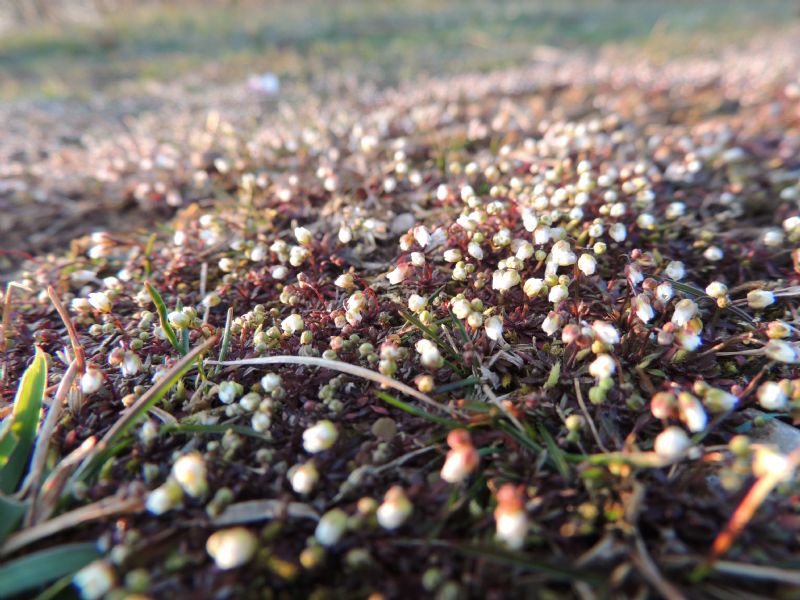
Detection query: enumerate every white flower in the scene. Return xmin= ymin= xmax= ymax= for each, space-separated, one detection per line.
xmin=87 ymin=292 xmax=112 ymax=313
xmin=764 ymin=340 xmax=799 ymax=363
xmin=218 ymin=381 xmax=242 ymax=405
xmin=338 ymin=226 xmax=353 ymax=244
xmin=271 ymin=265 xmax=288 ymax=280
xmin=145 ymin=479 xmax=183 ymax=515
xmin=289 ymin=461 xmax=319 ymax=494
xmin=678 ymin=393 xmax=707 ymax=433
xmin=589 ymin=354 xmax=616 ymax=379
xmin=747 ymin=289 xmax=775 ymax=309
xmin=315 ymin=508 xmax=348 ymax=547
xmin=121 ymin=352 xmax=142 ymax=377
xmin=206 ymin=528 xmax=258 ymax=570
xmin=413 ymin=225 xmax=431 ymax=248
xmin=703 ymin=246 xmax=723 ymax=261
xmin=410 ymin=252 xmax=426 ymax=266
xmin=655 ymin=282 xmax=674 ymax=303
xmin=665 ymin=202 xmax=686 ymax=220
xmin=386 ymin=263 xmax=411 ymax=285
xmin=303 ymin=420 xmax=338 ymax=453
xmin=494 ymin=485 xmax=527 ymax=549
xmin=609 ymin=223 xmax=627 ymax=242
xmin=467 ymin=241 xmax=484 ymax=260
xmin=452 ymin=298 xmax=472 ymax=319
xmin=80 ymin=368 xmax=103 ymax=394
xmin=550 ymin=240 xmax=577 ymax=266
xmin=492 ymin=269 xmax=520 ymax=292
xmin=416 ymin=339 xmax=443 ymax=369
xmin=408 ymin=294 xmax=427 ymax=313
xmin=376 ymin=486 xmax=412 ymax=530
xmin=533 ymin=226 xmax=551 ymax=245
xmin=515 ymin=242 xmax=534 ymax=260
xmin=73 ymin=560 xmax=116 ymax=600
xmin=757 ymin=382 xmax=788 ymax=411
xmin=485 ymin=316 xmax=504 ymax=342
xmin=577 ymin=253 xmax=597 ymax=276
xmin=592 ymin=321 xmax=620 ymax=346
xmin=172 ymin=452 xmax=208 ymax=498
xmin=705 ymin=281 xmax=728 ymax=299
xmin=671 ymin=299 xmax=698 ymax=327
xmin=294 ymin=226 xmax=313 ymax=245
xmin=676 ymin=330 xmax=702 ymax=351
xmin=261 ymin=373 xmax=282 ymax=393
xmin=251 ymin=243 xmax=268 ymax=262
xmin=346 ymin=291 xmax=367 ymax=313
xmin=634 ymin=294 xmax=654 ymax=323
xmin=664 ymin=261 xmax=685 ymax=280
xmin=541 ymin=311 xmax=561 ymax=336
xmin=763 ymin=229 xmax=784 ymax=247
xmin=653 ymin=426 xmax=691 ymax=461
xmin=548 ymin=284 xmax=568 ymax=304
xmin=440 ymin=432 xmax=479 ymax=484
xmin=636 ymin=214 xmax=656 ymax=230
xmin=443 ymin=248 xmax=463 ymax=263
xmin=334 ymin=273 xmax=355 ymax=289
xmin=523 ymin=278 xmax=545 ymax=298
xmin=281 ymin=313 xmax=305 ymax=335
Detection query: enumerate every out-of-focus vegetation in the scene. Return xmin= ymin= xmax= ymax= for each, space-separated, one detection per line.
xmin=1 ymin=0 xmax=798 ymax=99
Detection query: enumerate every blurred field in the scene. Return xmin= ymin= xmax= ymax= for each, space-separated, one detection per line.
xmin=1 ymin=0 xmax=799 ymax=99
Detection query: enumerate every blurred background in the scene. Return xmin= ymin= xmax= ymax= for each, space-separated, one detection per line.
xmin=2 ymin=0 xmax=799 ymax=99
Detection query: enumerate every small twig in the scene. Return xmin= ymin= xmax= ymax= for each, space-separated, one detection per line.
xmin=481 ymin=384 xmax=526 ymax=434
xmin=1 ymin=494 xmax=143 ymax=557
xmin=47 ymin=286 xmax=86 ymax=375
xmin=574 ymin=380 xmax=609 ymax=453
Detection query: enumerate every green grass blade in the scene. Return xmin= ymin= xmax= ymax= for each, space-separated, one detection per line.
xmin=160 ymin=422 xmax=269 ymax=441
xmin=0 ymin=494 xmax=27 ymax=544
xmin=145 ymin=281 xmax=184 ymax=355
xmin=0 ymin=347 xmax=47 ymax=494
xmin=538 ymin=425 xmax=570 ymax=479
xmin=213 ymin=307 xmax=234 ymax=377
xmin=375 ymin=391 xmax=461 ymax=428
xmin=0 ymin=542 xmax=99 ymax=598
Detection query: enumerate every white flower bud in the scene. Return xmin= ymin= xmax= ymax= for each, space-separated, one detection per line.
xmin=443 ymin=248 xmax=463 ymax=263
xmin=653 ymin=426 xmax=691 ymax=461
xmin=172 ymin=452 xmax=208 ymax=497
xmin=87 ymin=292 xmax=112 ymax=314
xmin=609 ymin=222 xmax=627 ymax=242
xmin=764 ymin=340 xmax=799 ymax=363
xmin=541 ymin=311 xmax=561 ymax=336
xmin=577 ymin=253 xmax=597 ymax=276
xmin=664 ymin=261 xmax=685 ymax=280
xmin=73 ymin=560 xmax=116 ymax=600
xmin=678 ymin=393 xmax=707 ymax=433
xmin=634 ymin=294 xmax=654 ymax=323
xmin=589 ymin=354 xmax=616 ymax=379
xmin=289 ymin=461 xmax=319 ymax=494
xmin=334 ymin=273 xmax=355 ymax=289
xmin=703 ymin=246 xmax=723 ymax=261
xmin=281 ymin=313 xmax=305 ymax=335
xmin=523 ymin=278 xmax=545 ymax=298
xmin=467 ymin=241 xmax=484 ymax=260
xmin=757 ymin=381 xmax=788 ymax=411
xmin=671 ymin=299 xmax=698 ymax=327
xmin=386 ymin=263 xmax=411 ymax=285
xmin=315 ymin=508 xmax=348 ymax=547
xmin=303 ymin=420 xmax=338 ymax=453
xmin=80 ymin=368 xmax=104 ymax=394
xmin=704 ymin=388 xmax=739 ymax=413
xmin=206 ymin=528 xmax=258 ymax=570
xmin=145 ymin=479 xmax=183 ymax=515
xmin=550 ymin=240 xmax=577 ymax=266
xmin=656 ymin=282 xmax=674 ymax=303
xmin=413 ymin=225 xmax=431 ymax=248
xmin=492 ymin=269 xmax=521 ymax=292
xmin=294 ymin=226 xmax=313 ymax=245
xmin=121 ymin=352 xmax=142 ymax=377
xmin=592 ymin=321 xmax=620 ymax=346
xmin=451 ymin=298 xmax=472 ymax=319
xmin=548 ymin=284 xmax=568 ymax=304
xmin=747 ymin=289 xmax=775 ymax=309
xmin=705 ymin=281 xmax=728 ymax=299
xmin=377 ymin=486 xmax=412 ymax=530
xmin=484 ymin=315 xmax=504 ymax=342
xmin=261 ymin=373 xmax=282 ymax=393
xmin=408 ymin=294 xmax=428 ymax=313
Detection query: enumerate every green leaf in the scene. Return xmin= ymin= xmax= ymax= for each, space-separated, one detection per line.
xmin=375 ymin=391 xmax=461 ymax=428
xmin=0 ymin=542 xmax=99 ymax=598
xmin=145 ymin=281 xmax=184 ymax=356
xmin=543 ymin=361 xmax=561 ymax=389
xmin=538 ymin=425 xmax=570 ymax=479
xmin=0 ymin=494 xmax=27 ymax=544
xmin=0 ymin=348 xmax=47 ymax=494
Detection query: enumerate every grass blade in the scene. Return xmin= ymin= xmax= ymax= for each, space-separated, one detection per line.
xmin=145 ymin=281 xmax=184 ymax=355
xmin=0 ymin=542 xmax=100 ymax=598
xmin=0 ymin=494 xmax=26 ymax=545
xmin=210 ymin=354 xmax=459 ymax=416
xmin=375 ymin=391 xmax=461 ymax=428
xmin=0 ymin=347 xmax=47 ymax=494
xmin=213 ymin=307 xmax=234 ymax=376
